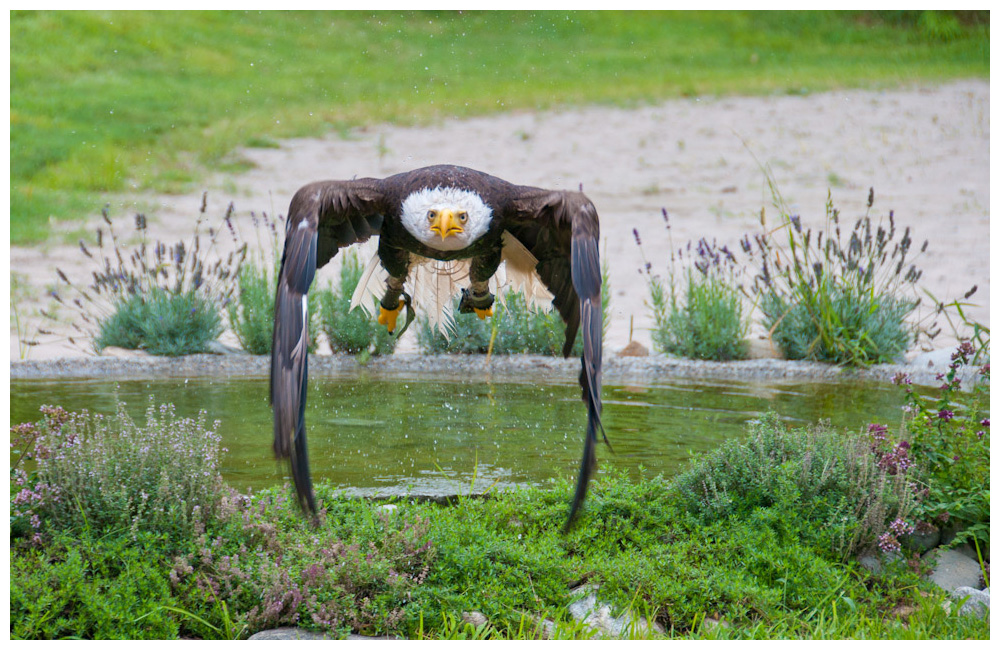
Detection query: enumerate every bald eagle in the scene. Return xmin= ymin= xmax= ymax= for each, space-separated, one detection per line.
xmin=271 ymin=165 xmax=604 ymax=527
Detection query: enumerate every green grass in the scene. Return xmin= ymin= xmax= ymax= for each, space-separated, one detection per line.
xmin=10 ymin=10 xmax=989 ymax=243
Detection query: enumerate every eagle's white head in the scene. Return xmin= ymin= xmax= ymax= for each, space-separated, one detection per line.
xmin=399 ymin=186 xmax=493 ymax=251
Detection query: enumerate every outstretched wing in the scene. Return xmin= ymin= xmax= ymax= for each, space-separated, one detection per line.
xmin=271 ymin=180 xmax=387 ymax=514
xmin=503 ymin=188 xmax=603 ymax=529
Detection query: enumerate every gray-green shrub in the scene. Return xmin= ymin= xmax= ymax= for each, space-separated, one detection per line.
xmin=317 ymin=250 xmax=397 ymax=356
xmin=648 ymin=269 xmax=749 ymax=361
xmin=10 ymin=402 xmax=226 ymax=544
xmin=52 ymin=201 xmax=246 ymax=356
xmin=669 ymin=413 xmax=916 ymax=559
xmin=417 ymin=258 xmax=610 ymax=356
xmin=747 ymin=183 xmax=923 ymax=365
xmin=97 ymin=286 xmax=224 ymax=355
xmin=637 ymin=218 xmax=750 ymax=361
xmin=416 ymin=291 xmax=582 ymax=356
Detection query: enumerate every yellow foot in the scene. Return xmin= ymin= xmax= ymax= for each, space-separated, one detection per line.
xmin=378 ymin=300 xmax=404 ymax=333
xmin=474 ymin=306 xmax=493 ymax=320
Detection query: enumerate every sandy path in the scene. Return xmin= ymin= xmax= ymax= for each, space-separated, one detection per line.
xmin=10 ymin=80 xmax=989 ymax=361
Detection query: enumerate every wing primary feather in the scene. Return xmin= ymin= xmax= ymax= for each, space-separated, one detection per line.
xmin=564 ymin=200 xmax=605 ymax=529
xmin=272 ymin=178 xmax=389 ymax=520
xmin=271 ymin=220 xmax=319 ymax=515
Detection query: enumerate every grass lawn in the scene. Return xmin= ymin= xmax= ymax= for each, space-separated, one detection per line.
xmin=9 ymin=10 xmax=989 ymax=244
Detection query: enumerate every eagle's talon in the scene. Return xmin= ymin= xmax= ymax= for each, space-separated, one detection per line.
xmin=474 ymin=306 xmax=493 ymax=320
xmin=378 ymin=300 xmax=404 ymax=333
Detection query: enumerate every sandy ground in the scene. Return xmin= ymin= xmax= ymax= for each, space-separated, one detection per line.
xmin=10 ymin=80 xmax=989 ymax=362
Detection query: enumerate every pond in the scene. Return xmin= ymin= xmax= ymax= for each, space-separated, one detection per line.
xmin=10 ymin=375 xmax=911 ymax=497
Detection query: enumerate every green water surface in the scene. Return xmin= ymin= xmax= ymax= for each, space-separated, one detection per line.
xmin=10 ymin=375 xmax=909 ymax=496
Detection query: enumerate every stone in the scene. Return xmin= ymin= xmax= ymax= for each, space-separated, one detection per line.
xmin=248 ymin=627 xmax=330 ymax=640
xmin=461 ymin=611 xmax=488 ymax=628
xmin=951 ymin=541 xmax=989 ymax=564
xmin=701 ymin=616 xmax=731 ymax=631
xmin=909 ymin=347 xmax=957 ymax=369
xmin=567 ymin=584 xmax=664 ymax=638
xmin=248 ymin=627 xmax=400 ymax=640
xmin=926 ymin=548 xmax=984 ymax=593
xmin=857 ymin=551 xmax=903 ymax=575
xmin=951 ymin=586 xmax=990 ymax=618
xmin=205 ymin=340 xmax=246 ymax=355
xmin=746 ymin=337 xmax=783 ymax=360
xmin=98 ymin=346 xmax=149 ymax=358
xmin=618 ymin=341 xmax=649 ymax=357
xmin=902 ymin=527 xmax=941 ymax=554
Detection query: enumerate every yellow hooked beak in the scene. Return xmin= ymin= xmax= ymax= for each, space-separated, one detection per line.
xmin=428 ymin=209 xmax=466 ymax=241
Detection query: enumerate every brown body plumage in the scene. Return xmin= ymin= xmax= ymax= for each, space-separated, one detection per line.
xmin=271 ymin=165 xmax=604 ymax=527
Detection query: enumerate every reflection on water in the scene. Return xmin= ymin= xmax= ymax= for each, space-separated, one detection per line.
xmin=10 ymin=375 xmax=909 ymax=496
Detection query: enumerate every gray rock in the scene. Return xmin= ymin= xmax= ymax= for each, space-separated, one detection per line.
xmin=952 ymin=541 xmax=989 ymax=564
xmin=926 ymin=548 xmax=984 ymax=593
xmin=515 ymin=611 xmax=558 ymax=639
xmin=701 ymin=616 xmax=731 ymax=631
xmin=951 ymin=586 xmax=990 ymax=618
xmin=248 ymin=626 xmax=400 ymax=640
xmin=902 ymin=527 xmax=941 ymax=554
xmin=205 ymin=340 xmax=247 ymax=355
xmin=461 ymin=611 xmax=488 ymax=628
xmin=909 ymin=348 xmax=956 ymax=370
xmin=857 ymin=551 xmax=903 ymax=575
xmin=248 ymin=627 xmax=331 ymax=640
xmin=567 ymin=584 xmax=663 ymax=638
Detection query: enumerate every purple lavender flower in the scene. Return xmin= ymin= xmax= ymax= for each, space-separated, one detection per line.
xmin=937 ymin=409 xmax=954 ymax=422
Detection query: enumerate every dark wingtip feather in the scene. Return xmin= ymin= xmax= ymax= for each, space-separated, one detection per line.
xmin=291 ymin=417 xmax=318 ymax=515
xmin=564 ymin=418 xmax=597 ymax=532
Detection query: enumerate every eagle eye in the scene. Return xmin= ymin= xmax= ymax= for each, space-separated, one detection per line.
xmin=427 ymin=210 xmax=437 ymax=221
xmin=457 ymin=211 xmax=468 ymax=223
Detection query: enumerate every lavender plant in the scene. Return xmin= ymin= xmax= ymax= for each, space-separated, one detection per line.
xmin=225 ymin=210 xmax=319 ymax=355
xmin=745 ymin=183 xmax=924 ymax=365
xmin=416 ymin=257 xmax=610 ymax=357
xmin=317 ymin=249 xmax=397 ymax=357
xmin=50 ymin=196 xmax=247 ymax=355
xmin=636 ymin=211 xmax=750 ymax=361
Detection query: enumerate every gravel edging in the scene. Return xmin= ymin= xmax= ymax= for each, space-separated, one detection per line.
xmin=9 ymin=352 xmax=982 ymax=389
